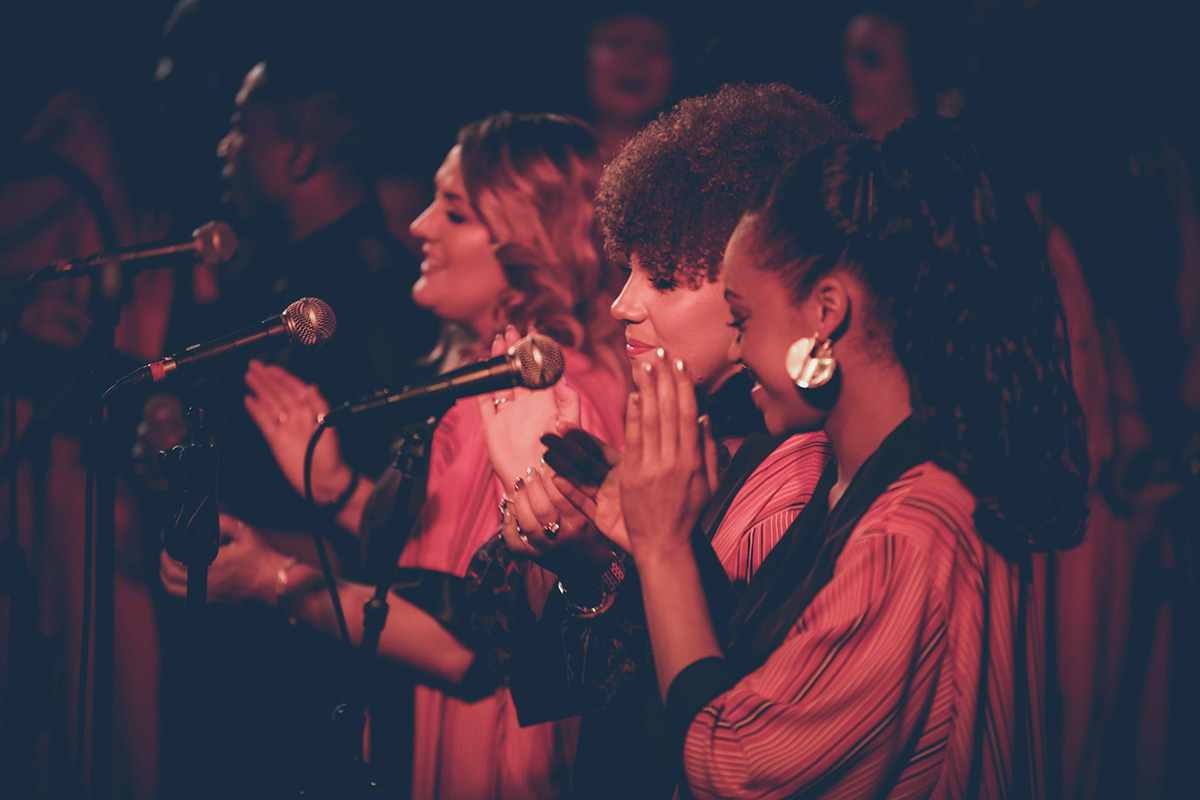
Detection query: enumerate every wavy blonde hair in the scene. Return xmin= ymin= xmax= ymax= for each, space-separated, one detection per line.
xmin=457 ymin=111 xmax=625 ymax=379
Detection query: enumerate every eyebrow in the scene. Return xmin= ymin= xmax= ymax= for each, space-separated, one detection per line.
xmin=724 ymin=287 xmax=743 ymax=299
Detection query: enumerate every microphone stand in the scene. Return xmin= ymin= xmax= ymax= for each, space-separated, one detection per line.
xmin=87 ymin=257 xmax=127 ymax=800
xmin=305 ymin=415 xmax=437 ymax=797
xmin=158 ymin=401 xmax=220 ymax=800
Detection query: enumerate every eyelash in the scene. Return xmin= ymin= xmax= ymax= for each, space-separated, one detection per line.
xmin=727 ymin=316 xmax=747 ymax=339
xmin=446 ymin=211 xmax=466 ymax=224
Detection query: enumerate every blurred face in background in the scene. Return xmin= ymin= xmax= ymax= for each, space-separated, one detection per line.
xmin=610 ymin=255 xmax=739 ymax=392
xmin=409 ymin=145 xmax=510 ymax=336
xmin=843 ymin=13 xmax=918 ymax=139
xmin=217 ymin=63 xmax=292 ymax=217
xmin=587 ymin=14 xmax=675 ymax=125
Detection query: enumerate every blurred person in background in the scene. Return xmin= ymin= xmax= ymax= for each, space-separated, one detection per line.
xmin=583 ymin=7 xmax=678 ymax=160
xmin=842 ymin=2 xmax=966 ymax=140
xmin=971 ymin=5 xmax=1200 ymax=796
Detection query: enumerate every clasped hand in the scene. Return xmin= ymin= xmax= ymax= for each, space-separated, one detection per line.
xmin=159 ymin=512 xmax=285 ymax=605
xmin=545 ymin=348 xmax=717 ymax=567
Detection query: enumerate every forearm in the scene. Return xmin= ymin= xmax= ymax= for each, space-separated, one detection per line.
xmin=636 ymin=541 xmax=724 ymax=703
xmin=281 ymin=564 xmax=475 ymax=684
xmin=333 ymin=475 xmax=375 ymax=535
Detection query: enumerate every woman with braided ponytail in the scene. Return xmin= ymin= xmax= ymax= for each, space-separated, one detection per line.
xmin=610 ymin=117 xmax=1089 ymax=798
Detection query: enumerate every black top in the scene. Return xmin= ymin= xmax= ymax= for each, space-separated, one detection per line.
xmin=190 ymin=200 xmax=438 ymax=535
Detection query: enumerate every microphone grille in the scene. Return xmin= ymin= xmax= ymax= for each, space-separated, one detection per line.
xmin=283 ymin=297 xmax=337 ymax=346
xmin=192 ymin=221 xmax=239 ymax=266
xmin=510 ymin=334 xmax=564 ymax=389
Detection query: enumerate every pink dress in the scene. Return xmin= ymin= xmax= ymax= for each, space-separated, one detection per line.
xmin=397 ymin=348 xmax=626 ymax=800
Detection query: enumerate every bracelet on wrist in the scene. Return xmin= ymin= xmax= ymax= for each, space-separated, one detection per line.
xmin=558 ymin=552 xmax=626 ymax=618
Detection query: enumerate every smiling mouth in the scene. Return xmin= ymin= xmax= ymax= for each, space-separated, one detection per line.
xmin=625 ymin=337 xmax=654 ymax=357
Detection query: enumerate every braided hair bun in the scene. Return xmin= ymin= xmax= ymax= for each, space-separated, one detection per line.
xmin=748 ymin=117 xmax=1089 ymax=553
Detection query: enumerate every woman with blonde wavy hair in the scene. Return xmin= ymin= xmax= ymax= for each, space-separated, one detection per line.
xmin=160 ymin=111 xmax=628 ymax=799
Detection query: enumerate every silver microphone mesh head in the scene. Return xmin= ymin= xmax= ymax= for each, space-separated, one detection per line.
xmin=283 ymin=297 xmax=337 ymax=346
xmin=192 ymin=221 xmax=239 ymax=266
xmin=509 ymin=333 xmax=564 ymax=389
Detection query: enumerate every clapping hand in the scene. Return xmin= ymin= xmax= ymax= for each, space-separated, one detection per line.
xmin=618 ymin=349 xmax=718 ymax=564
xmin=478 ymin=324 xmax=580 ymax=491
xmin=243 ymin=360 xmax=354 ymax=504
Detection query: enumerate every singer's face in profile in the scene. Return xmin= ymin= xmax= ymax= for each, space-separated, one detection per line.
xmin=723 ymin=221 xmax=828 ymax=435
xmin=610 ymin=254 xmax=739 ymax=393
xmin=409 ymin=146 xmax=509 ymax=335
xmin=217 ymin=63 xmax=290 ymax=216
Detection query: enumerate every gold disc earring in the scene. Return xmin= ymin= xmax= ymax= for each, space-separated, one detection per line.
xmin=785 ymin=333 xmax=836 ymax=389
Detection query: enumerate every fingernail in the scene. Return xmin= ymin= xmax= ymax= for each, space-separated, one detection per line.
xmin=675 ymin=359 xmax=685 ymax=373
xmin=698 ymin=414 xmax=710 ymax=427
xmin=642 ymin=362 xmax=653 ymax=373
xmin=630 ymin=392 xmax=640 ymax=405
xmin=655 ymin=347 xmax=665 ymax=359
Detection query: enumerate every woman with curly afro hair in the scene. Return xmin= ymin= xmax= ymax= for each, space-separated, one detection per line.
xmin=611 ymin=117 xmax=1089 ymax=798
xmin=492 ymin=84 xmax=851 ymax=799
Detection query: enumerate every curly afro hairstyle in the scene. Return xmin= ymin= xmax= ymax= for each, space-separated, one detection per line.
xmin=595 ymin=82 xmax=853 ymax=288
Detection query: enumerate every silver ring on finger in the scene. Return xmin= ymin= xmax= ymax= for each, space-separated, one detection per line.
xmin=493 ymin=397 xmax=507 ymax=409
xmin=542 ymin=520 xmax=560 ymax=539
xmin=277 ymin=411 xmax=289 ymax=425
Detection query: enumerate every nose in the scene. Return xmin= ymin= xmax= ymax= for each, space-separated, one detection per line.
xmin=610 ymin=272 xmax=646 ymax=323
xmin=410 ymin=201 xmax=437 ymax=242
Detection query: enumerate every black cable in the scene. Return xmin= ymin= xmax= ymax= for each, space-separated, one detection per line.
xmin=304 ymin=421 xmax=352 ymax=648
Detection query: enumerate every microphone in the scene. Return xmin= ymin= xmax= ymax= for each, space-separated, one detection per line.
xmin=320 ymin=333 xmax=564 ymax=425
xmin=28 ymin=221 xmax=239 ymax=284
xmin=105 ymin=297 xmax=336 ymax=396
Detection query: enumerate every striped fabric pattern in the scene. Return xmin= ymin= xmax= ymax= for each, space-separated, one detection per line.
xmin=710 ymin=433 xmax=834 ymax=589
xmin=685 ymin=463 xmax=1044 ymax=800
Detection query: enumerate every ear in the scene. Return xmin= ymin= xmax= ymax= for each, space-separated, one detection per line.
xmin=286 ymin=140 xmax=320 ymax=184
xmin=809 ymin=275 xmax=851 ymax=341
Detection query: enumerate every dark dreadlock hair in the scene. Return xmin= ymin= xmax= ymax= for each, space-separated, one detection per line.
xmin=744 ymin=117 xmax=1089 ymax=554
